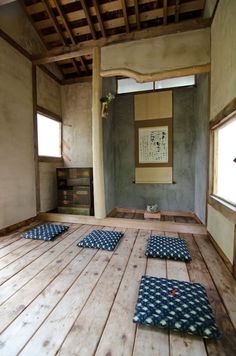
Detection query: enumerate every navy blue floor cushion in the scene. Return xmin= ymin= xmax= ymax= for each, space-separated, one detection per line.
xmin=78 ymin=229 xmax=124 ymax=251
xmin=22 ymin=224 xmax=69 ymax=241
xmin=146 ymin=235 xmax=191 ymax=262
xmin=133 ymin=276 xmax=219 ymax=339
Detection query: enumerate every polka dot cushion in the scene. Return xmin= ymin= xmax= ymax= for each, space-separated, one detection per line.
xmin=22 ymin=224 xmax=69 ymax=241
xmin=146 ymin=235 xmax=191 ymax=262
xmin=133 ymin=276 xmax=220 ymax=339
xmin=78 ymin=230 xmax=124 ymax=251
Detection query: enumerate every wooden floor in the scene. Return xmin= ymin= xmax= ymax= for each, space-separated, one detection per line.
xmin=0 ymin=220 xmax=235 ymax=356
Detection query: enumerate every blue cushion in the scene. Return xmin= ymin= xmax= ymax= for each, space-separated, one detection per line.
xmin=146 ymin=235 xmax=191 ymax=261
xmin=133 ymin=276 xmax=219 ymax=339
xmin=77 ymin=229 xmax=124 ymax=251
xmin=22 ymin=224 xmax=69 ymax=241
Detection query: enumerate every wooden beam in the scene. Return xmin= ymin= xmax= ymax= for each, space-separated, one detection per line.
xmin=79 ymin=56 xmax=89 ymax=74
xmin=92 ymin=47 xmax=106 ymax=218
xmin=37 ymin=213 xmax=207 ymax=234
xmin=163 ymin=0 xmax=168 ymax=25
xmin=42 ymin=0 xmax=66 ymax=45
xmin=92 ymin=0 xmax=106 ymax=37
xmin=175 ymin=0 xmax=180 ymax=23
xmin=121 ymin=0 xmax=130 ymax=33
xmin=134 ymin=0 xmax=141 ymax=30
xmin=53 ymin=0 xmax=75 ymax=45
xmin=32 ymin=18 xmax=211 ymax=64
xmin=80 ymin=0 xmax=97 ymax=40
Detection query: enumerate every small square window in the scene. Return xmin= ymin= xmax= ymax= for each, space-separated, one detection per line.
xmin=37 ymin=113 xmax=61 ymax=158
xmin=213 ymin=116 xmax=236 ymax=205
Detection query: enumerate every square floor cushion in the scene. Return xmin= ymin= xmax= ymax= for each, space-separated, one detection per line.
xmin=133 ymin=276 xmax=219 ymax=339
xmin=77 ymin=229 xmax=124 ymax=251
xmin=22 ymin=223 xmax=69 ymax=241
xmin=146 ymin=235 xmax=191 ymax=262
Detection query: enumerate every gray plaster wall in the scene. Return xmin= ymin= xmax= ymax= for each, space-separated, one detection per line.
xmin=0 ymin=38 xmax=36 ymax=229
xmin=110 ymin=88 xmax=196 ymax=211
xmin=194 ymin=74 xmax=209 ymax=223
xmin=102 ymin=78 xmax=116 ymax=214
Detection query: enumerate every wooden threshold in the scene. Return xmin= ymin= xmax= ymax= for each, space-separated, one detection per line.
xmin=37 ymin=212 xmax=206 ymax=234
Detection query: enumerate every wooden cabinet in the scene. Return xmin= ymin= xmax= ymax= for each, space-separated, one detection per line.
xmin=56 ymin=168 xmax=93 ymax=215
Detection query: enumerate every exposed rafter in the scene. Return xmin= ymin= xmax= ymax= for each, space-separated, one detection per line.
xmin=41 ymin=0 xmax=66 ymax=45
xmin=80 ymin=0 xmax=97 ymax=40
xmin=175 ymin=0 xmax=180 ymax=23
xmin=134 ymin=0 xmax=141 ymax=30
xmin=92 ymin=0 xmax=106 ymax=37
xmin=121 ymin=0 xmax=130 ymax=33
xmin=32 ymin=18 xmax=211 ymax=65
xmin=163 ymin=0 xmax=168 ymax=25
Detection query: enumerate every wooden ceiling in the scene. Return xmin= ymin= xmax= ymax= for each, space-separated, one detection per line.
xmin=21 ymin=0 xmax=207 ymax=81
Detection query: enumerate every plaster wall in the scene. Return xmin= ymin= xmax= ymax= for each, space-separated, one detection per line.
xmin=61 ymin=82 xmax=93 ymax=167
xmin=207 ymin=0 xmax=236 ymax=263
xmin=101 ymin=28 xmax=210 ymax=78
xmin=0 ymin=38 xmax=36 ymax=228
xmin=112 ymin=88 xmax=195 ymax=211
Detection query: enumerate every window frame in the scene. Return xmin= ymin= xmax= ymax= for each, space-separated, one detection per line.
xmin=36 ymin=106 xmax=63 ymax=162
xmin=209 ymin=102 xmax=236 ymax=212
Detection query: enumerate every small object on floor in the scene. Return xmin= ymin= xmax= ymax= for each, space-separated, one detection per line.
xmin=146 ymin=235 xmax=191 ymax=262
xmin=133 ymin=276 xmax=220 ymax=339
xmin=77 ymin=229 xmax=124 ymax=251
xmin=144 ymin=211 xmax=161 ymax=220
xmin=22 ymin=223 xmax=69 ymax=241
xmin=146 ymin=204 xmax=160 ymax=213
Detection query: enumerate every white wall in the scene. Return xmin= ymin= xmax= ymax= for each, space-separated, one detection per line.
xmin=208 ymin=0 xmax=236 ymax=262
xmin=0 ymin=38 xmax=36 ymax=228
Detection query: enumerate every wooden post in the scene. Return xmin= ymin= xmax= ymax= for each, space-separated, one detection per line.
xmin=92 ymin=47 xmax=106 ymax=218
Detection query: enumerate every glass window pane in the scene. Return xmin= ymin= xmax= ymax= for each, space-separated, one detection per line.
xmin=117 ymin=78 xmax=153 ymax=94
xmin=214 ymin=117 xmax=236 ymax=205
xmin=37 ymin=114 xmax=61 ymax=157
xmin=155 ymin=75 xmax=195 ymax=90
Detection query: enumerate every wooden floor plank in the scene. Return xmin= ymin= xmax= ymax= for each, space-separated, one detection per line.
xmin=0 ymin=234 xmax=21 ymax=249
xmin=0 ymin=224 xmax=93 ymax=334
xmin=20 ymin=229 xmax=117 ymax=355
xmin=0 ymin=224 xmax=83 ymax=306
xmin=133 ymin=230 xmax=169 ymax=356
xmin=182 ymin=233 xmax=236 ymax=356
xmin=94 ymin=229 xmax=150 ymax=356
xmin=0 ymin=242 xmax=98 ymax=355
xmin=58 ymin=228 xmax=138 ymax=356
xmin=166 ymin=232 xmax=207 ymax=356
xmin=0 ymin=240 xmax=44 ymax=270
xmin=0 ymin=238 xmax=32 ymax=259
xmin=194 ymin=234 xmax=236 ymax=330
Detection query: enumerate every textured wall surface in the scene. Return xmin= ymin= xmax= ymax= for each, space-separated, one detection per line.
xmin=207 ymin=0 xmax=236 ymax=263
xmin=111 ymin=88 xmax=196 ymax=211
xmin=210 ymin=0 xmax=236 ymax=120
xmin=61 ymin=82 xmax=93 ymax=168
xmin=194 ymin=74 xmax=209 ymax=223
xmin=0 ymin=38 xmax=36 ymax=228
xmin=101 ymin=28 xmax=210 ymax=76
xmin=39 ymin=162 xmax=62 ymax=212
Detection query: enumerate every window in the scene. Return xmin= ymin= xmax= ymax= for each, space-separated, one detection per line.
xmin=213 ymin=116 xmax=236 ymax=206
xmin=117 ymin=75 xmax=195 ymax=94
xmin=37 ymin=112 xmax=61 ymax=158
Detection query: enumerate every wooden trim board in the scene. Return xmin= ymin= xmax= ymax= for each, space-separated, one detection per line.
xmin=0 ymin=216 xmax=38 ymax=237
xmin=37 ymin=213 xmax=207 ymax=234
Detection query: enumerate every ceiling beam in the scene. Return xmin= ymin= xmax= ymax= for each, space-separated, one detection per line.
xmin=42 ymin=0 xmax=66 ymax=45
xmin=163 ymin=0 xmax=168 ymax=25
xmin=134 ymin=0 xmax=141 ymax=30
xmin=121 ymin=0 xmax=130 ymax=33
xmin=92 ymin=0 xmax=106 ymax=37
xmin=80 ymin=0 xmax=97 ymax=40
xmin=32 ymin=18 xmax=211 ymax=65
xmin=175 ymin=0 xmax=180 ymax=23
